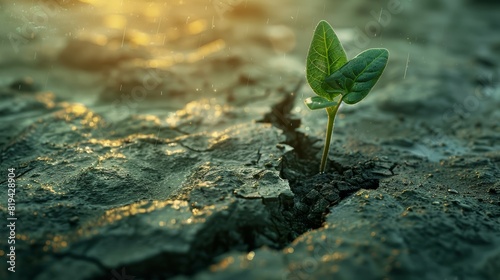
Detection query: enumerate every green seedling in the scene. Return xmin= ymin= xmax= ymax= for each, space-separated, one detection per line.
xmin=305 ymin=20 xmax=389 ymax=173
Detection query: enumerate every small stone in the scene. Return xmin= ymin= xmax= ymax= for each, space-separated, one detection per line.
xmin=306 ymin=213 xmax=320 ymax=223
xmin=337 ymin=181 xmax=355 ymax=193
xmin=319 ymin=185 xmax=340 ymax=203
xmin=343 ymin=170 xmax=354 ymax=179
xmin=361 ymin=172 xmax=372 ymax=180
xmin=295 ymin=202 xmax=309 ymax=214
xmin=311 ymin=198 xmax=330 ymax=213
xmin=452 ymin=200 xmax=472 ymax=210
xmin=355 ymin=176 xmax=365 ymax=184
xmin=432 ymin=201 xmax=440 ymax=205
xmin=10 ymin=77 xmax=38 ymax=92
xmin=305 ymin=189 xmax=320 ymax=201
xmin=69 ymin=216 xmax=79 ymax=225
xmin=282 ymin=210 xmax=293 ymax=220
xmin=447 ymin=189 xmax=459 ymax=194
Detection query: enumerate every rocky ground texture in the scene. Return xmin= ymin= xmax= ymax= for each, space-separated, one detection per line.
xmin=0 ymin=0 xmax=499 ymax=279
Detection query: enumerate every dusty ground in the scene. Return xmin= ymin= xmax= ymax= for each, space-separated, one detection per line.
xmin=0 ymin=0 xmax=499 ymax=279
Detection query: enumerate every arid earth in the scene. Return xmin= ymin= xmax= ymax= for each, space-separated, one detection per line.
xmin=0 ymin=0 xmax=499 ymax=279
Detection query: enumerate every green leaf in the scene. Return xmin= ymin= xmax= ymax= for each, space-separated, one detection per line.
xmin=323 ymin=48 xmax=389 ymax=104
xmin=306 ymin=20 xmax=347 ymax=100
xmin=304 ymin=96 xmax=340 ymax=110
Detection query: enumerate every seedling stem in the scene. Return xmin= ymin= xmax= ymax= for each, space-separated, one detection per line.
xmin=320 ymin=103 xmax=340 ymax=173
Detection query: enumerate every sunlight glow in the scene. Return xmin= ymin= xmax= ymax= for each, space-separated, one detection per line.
xmin=103 ymin=14 xmax=127 ymax=29
xmin=187 ymin=19 xmax=208 ymax=35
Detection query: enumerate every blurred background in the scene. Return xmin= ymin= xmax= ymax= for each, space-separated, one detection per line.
xmin=1 ymin=0 xmax=499 ymax=279
xmin=0 ymin=0 xmax=415 ymax=106
xmin=1 ymin=0 xmax=498 ymax=156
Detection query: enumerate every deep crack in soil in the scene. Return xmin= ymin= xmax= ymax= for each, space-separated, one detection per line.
xmin=260 ymin=86 xmax=388 ymax=235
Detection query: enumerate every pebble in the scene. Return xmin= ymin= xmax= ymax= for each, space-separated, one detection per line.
xmin=10 ymin=77 xmax=38 ymax=92
xmin=343 ymin=170 xmax=354 ymax=179
xmin=305 ymin=189 xmax=320 ymax=201
xmin=452 ymin=200 xmax=472 ymax=210
xmin=69 ymin=216 xmax=79 ymax=225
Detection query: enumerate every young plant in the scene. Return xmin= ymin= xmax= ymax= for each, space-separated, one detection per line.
xmin=305 ymin=20 xmax=389 ymax=173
